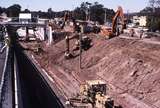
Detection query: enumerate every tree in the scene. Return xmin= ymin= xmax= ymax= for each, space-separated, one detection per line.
xmin=79 ymin=2 xmax=92 ymax=21
xmin=90 ymin=2 xmax=105 ymax=24
xmin=90 ymin=2 xmax=115 ymax=24
xmin=6 ymin=4 xmax=21 ymax=17
xmin=74 ymin=7 xmax=86 ymax=20
xmin=24 ymin=9 xmax=30 ymax=13
xmin=0 ymin=7 xmax=6 ymax=14
xmin=149 ymin=0 xmax=160 ymax=10
xmin=74 ymin=2 xmax=115 ymax=24
xmin=0 ymin=7 xmax=3 ymax=14
xmin=143 ymin=0 xmax=160 ymax=31
xmin=47 ymin=8 xmax=53 ymax=19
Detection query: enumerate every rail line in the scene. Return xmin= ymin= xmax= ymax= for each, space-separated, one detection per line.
xmin=0 ymin=26 xmax=65 ymax=108
xmin=14 ymin=44 xmax=64 ymax=108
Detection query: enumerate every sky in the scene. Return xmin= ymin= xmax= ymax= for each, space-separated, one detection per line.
xmin=0 ymin=0 xmax=149 ymax=13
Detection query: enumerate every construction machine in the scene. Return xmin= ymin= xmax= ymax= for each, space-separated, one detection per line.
xmin=67 ymin=80 xmax=115 ymax=108
xmin=74 ymin=35 xmax=92 ymax=51
xmin=61 ymin=12 xmax=68 ymax=29
xmin=100 ymin=6 xmax=126 ymax=38
xmin=62 ymin=12 xmax=92 ymax=59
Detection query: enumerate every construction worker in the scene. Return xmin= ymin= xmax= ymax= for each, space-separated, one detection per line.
xmin=139 ymin=29 xmax=144 ymax=39
xmin=65 ymin=35 xmax=70 ymax=56
xmin=130 ymin=29 xmax=135 ymax=37
xmin=64 ymin=35 xmax=73 ymax=59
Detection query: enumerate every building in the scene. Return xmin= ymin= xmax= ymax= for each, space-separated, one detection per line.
xmin=19 ymin=13 xmax=32 ymax=23
xmin=132 ymin=16 xmax=147 ymax=27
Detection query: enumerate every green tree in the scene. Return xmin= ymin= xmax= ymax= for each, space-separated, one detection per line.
xmin=74 ymin=2 xmax=115 ymax=24
xmin=47 ymin=8 xmax=53 ymax=19
xmin=139 ymin=0 xmax=160 ymax=31
xmin=90 ymin=2 xmax=115 ymax=24
xmin=0 ymin=7 xmax=3 ymax=14
xmin=74 ymin=7 xmax=86 ymax=20
xmin=6 ymin=4 xmax=21 ymax=17
xmin=0 ymin=7 xmax=6 ymax=14
xmin=149 ymin=0 xmax=160 ymax=8
xmin=24 ymin=9 xmax=30 ymax=13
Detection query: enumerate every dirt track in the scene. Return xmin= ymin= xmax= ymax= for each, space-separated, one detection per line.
xmin=21 ymin=34 xmax=160 ymax=108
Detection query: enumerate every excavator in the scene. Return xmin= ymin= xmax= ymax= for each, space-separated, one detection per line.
xmin=100 ymin=6 xmax=126 ymax=38
xmin=61 ymin=12 xmax=92 ymax=59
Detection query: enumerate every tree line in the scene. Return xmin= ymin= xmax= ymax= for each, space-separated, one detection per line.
xmin=139 ymin=0 xmax=160 ymax=31
xmin=0 ymin=2 xmax=115 ymax=24
xmin=1 ymin=0 xmax=160 ymax=30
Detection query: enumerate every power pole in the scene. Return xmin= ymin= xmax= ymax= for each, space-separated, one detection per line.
xmin=104 ymin=8 xmax=106 ymax=23
xmin=79 ymin=25 xmax=83 ymax=72
xmin=149 ymin=0 xmax=156 ymax=31
xmin=127 ymin=10 xmax=129 ymax=24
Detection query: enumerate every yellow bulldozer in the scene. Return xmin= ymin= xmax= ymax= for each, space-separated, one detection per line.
xmin=67 ymin=80 xmax=115 ymax=108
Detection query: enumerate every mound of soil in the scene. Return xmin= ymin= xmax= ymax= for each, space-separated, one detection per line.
xmin=21 ymin=34 xmax=160 ymax=108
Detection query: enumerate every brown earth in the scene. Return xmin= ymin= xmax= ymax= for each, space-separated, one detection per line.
xmin=21 ymin=34 xmax=160 ymax=108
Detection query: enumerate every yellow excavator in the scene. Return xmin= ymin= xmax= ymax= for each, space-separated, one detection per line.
xmin=67 ymin=80 xmax=115 ymax=108
xmin=100 ymin=6 xmax=126 ymax=38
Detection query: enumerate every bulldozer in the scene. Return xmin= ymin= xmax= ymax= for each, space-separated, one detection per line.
xmin=67 ymin=80 xmax=115 ymax=108
xmin=100 ymin=6 xmax=126 ymax=38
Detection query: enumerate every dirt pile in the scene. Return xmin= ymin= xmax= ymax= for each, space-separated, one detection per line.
xmin=22 ymin=34 xmax=160 ymax=108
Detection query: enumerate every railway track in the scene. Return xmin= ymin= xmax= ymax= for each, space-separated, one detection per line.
xmin=0 ymin=47 xmax=13 ymax=108
xmin=14 ymin=44 xmax=64 ymax=108
xmin=0 ymin=49 xmax=6 ymax=82
xmin=0 ymin=26 xmax=64 ymax=108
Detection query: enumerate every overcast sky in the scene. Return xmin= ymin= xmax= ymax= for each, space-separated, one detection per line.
xmin=0 ymin=0 xmax=149 ymax=13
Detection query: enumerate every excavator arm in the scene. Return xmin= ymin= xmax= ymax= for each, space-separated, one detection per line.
xmin=111 ymin=6 xmax=125 ymax=35
xmin=61 ymin=12 xmax=69 ymax=29
xmin=100 ymin=6 xmax=125 ymax=38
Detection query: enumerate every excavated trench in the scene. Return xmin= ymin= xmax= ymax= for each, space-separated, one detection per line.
xmin=15 ymin=45 xmax=64 ymax=108
xmin=27 ymin=34 xmax=160 ymax=108
xmin=6 ymin=25 xmax=160 ymax=108
xmin=0 ymin=26 xmax=64 ymax=108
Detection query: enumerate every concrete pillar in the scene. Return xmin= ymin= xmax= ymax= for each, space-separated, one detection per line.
xmin=41 ymin=27 xmax=45 ymax=41
xmin=37 ymin=27 xmax=45 ymax=41
xmin=26 ymin=27 xmax=29 ymax=41
xmin=48 ymin=26 xmax=52 ymax=45
xmin=65 ymin=35 xmax=69 ymax=54
xmin=44 ymin=27 xmax=47 ymax=40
